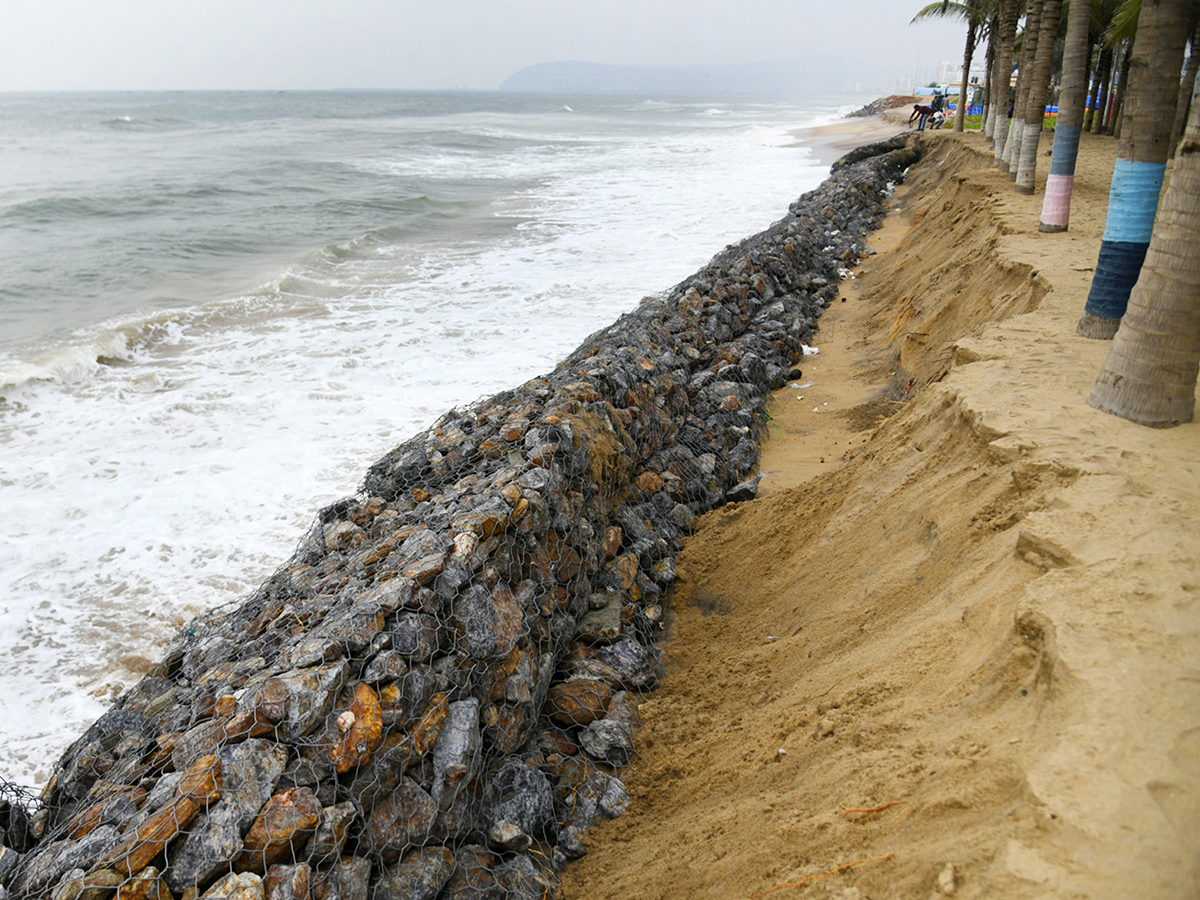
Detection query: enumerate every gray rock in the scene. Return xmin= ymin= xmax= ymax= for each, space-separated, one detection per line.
xmin=387 ymin=612 xmax=441 ymax=661
xmin=397 ymin=528 xmax=450 ymax=564
xmin=440 ymin=845 xmax=500 ymax=900
xmin=480 ymin=757 xmax=555 ymax=851
xmin=362 ymin=778 xmax=437 ymax=865
xmin=433 ymin=558 xmax=472 ymax=601
xmin=574 ymin=595 xmax=622 ymax=644
xmin=0 ymin=846 xmax=20 ymax=888
xmin=372 ymin=847 xmax=456 ymax=900
xmin=494 ymin=854 xmax=557 ymax=900
xmin=649 ymin=556 xmax=676 ymax=585
xmin=352 ymin=577 xmax=417 ymax=617
xmin=305 ymin=801 xmax=358 ymax=867
xmin=222 ymin=739 xmax=290 ymax=832
xmin=279 ymin=601 xmax=389 ymax=669
xmin=8 ymin=826 xmax=121 ymax=899
xmin=595 ymin=636 xmax=663 ymax=691
xmin=431 ymin=699 xmax=481 ymax=812
xmin=360 ymin=651 xmax=408 ymax=685
xmin=312 ymin=856 xmax=370 ymax=900
xmin=599 ymin=776 xmax=632 ymax=818
xmin=379 ymin=665 xmax=436 ymax=727
xmin=268 ymin=663 xmax=350 ymax=740
xmin=451 ymin=585 xmax=495 ymax=658
xmin=580 ymin=691 xmax=637 ymax=767
xmin=726 ymin=474 xmax=761 ymax=503
xmin=166 ymin=800 xmax=244 ymax=895
xmin=556 ymin=823 xmax=588 ymax=859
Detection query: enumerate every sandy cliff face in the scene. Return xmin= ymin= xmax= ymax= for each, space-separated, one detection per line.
xmin=564 ymin=131 xmax=1199 ymax=900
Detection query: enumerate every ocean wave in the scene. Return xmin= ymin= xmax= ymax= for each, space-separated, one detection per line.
xmin=0 ymin=331 xmax=133 ymax=389
xmin=0 ymin=291 xmax=332 ymax=392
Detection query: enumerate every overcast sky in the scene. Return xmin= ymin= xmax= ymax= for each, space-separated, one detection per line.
xmin=3 ymin=0 xmax=968 ymax=92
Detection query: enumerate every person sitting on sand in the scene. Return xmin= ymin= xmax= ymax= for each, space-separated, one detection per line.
xmin=909 ymin=104 xmax=934 ymax=131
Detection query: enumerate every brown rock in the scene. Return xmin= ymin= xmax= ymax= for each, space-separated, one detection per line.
xmin=481 ymin=704 xmax=534 ymax=756
xmin=409 ymin=692 xmax=450 ymax=757
xmin=99 ymin=755 xmax=221 ymax=876
xmin=66 ymin=787 xmax=147 ymax=840
xmin=253 ymin=678 xmax=290 ymax=725
xmin=304 ymin=802 xmax=357 ymax=867
xmin=116 ymin=867 xmax=172 ymax=900
xmin=560 ymin=382 xmax=601 ymax=403
xmin=475 ymin=439 xmax=504 ymax=459
xmin=311 ymin=857 xmax=370 ymax=900
xmin=441 ymin=845 xmax=497 ymax=900
xmin=635 ymin=472 xmax=665 ymax=494
xmin=363 ymin=779 xmax=438 ymax=864
xmin=263 ymin=864 xmax=310 ymax=900
xmin=236 ymin=788 xmax=321 ymax=873
xmin=401 ymin=554 xmax=444 ymax=586
xmin=544 ymin=681 xmax=614 ymax=728
xmin=330 ymin=683 xmax=384 ymax=774
xmin=78 ymin=869 xmax=126 ymax=900
xmin=510 ymin=497 xmax=532 ymax=530
xmin=198 ymin=873 xmax=262 ymax=900
xmin=491 ymin=584 xmax=524 ymax=658
xmin=601 ymin=527 xmax=623 ymax=559
xmin=605 ymin=553 xmax=639 ymax=592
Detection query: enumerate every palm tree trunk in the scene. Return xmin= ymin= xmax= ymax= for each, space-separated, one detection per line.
xmin=1109 ymin=38 xmax=1135 ymax=136
xmin=1039 ymin=0 xmax=1094 ymax=227
xmin=1170 ymin=18 xmax=1200 ymax=150
xmin=955 ymin=21 xmax=978 ymax=131
xmin=992 ymin=0 xmax=1021 ymax=161
xmin=1016 ymin=0 xmax=1065 ymax=193
xmin=1088 ymin=93 xmax=1200 ymax=426
xmin=1078 ymin=0 xmax=1193 ymax=339
xmin=1092 ymin=45 xmax=1116 ymax=132
xmin=1003 ymin=0 xmax=1046 ymax=174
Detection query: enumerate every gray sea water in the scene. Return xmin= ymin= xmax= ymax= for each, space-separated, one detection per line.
xmin=0 ymin=89 xmax=854 ymax=787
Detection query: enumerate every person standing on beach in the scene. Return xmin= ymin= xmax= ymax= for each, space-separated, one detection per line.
xmin=909 ymin=104 xmax=934 ymax=130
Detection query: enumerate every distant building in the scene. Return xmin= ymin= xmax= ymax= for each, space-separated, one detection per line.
xmin=934 ymin=58 xmax=988 ymax=87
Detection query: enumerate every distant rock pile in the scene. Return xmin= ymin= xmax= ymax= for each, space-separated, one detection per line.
xmin=846 ymin=95 xmax=922 ymax=118
xmin=0 ymin=136 xmax=921 ymax=900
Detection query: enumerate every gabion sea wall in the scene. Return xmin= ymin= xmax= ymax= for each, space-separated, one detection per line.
xmin=0 ymin=136 xmax=922 ymax=900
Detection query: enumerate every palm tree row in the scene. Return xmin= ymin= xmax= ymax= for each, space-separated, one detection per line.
xmin=908 ymin=0 xmax=1200 ymax=425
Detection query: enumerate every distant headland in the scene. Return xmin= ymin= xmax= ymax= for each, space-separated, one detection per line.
xmin=498 ymin=58 xmax=888 ymax=96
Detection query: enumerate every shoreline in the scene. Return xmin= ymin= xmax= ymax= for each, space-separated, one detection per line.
xmin=792 ymin=113 xmax=909 ymax=166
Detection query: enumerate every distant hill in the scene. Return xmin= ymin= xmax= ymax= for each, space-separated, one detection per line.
xmin=499 ymin=58 xmax=887 ymax=96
